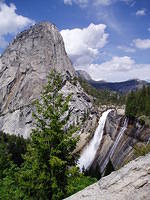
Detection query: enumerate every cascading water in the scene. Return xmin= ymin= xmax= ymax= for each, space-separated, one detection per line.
xmin=78 ymin=109 xmax=112 ymax=171
xmin=100 ymin=117 xmax=128 ymax=174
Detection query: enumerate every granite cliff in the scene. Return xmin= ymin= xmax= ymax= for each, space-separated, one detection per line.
xmin=76 ymin=70 xmax=92 ymax=81
xmin=65 ymin=153 xmax=150 ymax=200
xmin=90 ymin=109 xmax=150 ymax=177
xmin=1 ymin=21 xmax=150 ymax=200
xmin=0 ymin=22 xmax=95 ymax=138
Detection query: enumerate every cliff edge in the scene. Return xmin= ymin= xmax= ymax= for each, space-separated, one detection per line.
xmin=65 ymin=153 xmax=150 ymax=200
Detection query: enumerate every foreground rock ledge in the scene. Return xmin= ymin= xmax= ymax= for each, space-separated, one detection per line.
xmin=65 ymin=153 xmax=150 ymax=200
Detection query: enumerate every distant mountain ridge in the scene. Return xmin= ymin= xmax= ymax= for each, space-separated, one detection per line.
xmin=77 ymin=70 xmax=149 ymax=93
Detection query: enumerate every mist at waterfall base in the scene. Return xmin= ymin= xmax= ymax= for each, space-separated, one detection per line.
xmin=78 ymin=109 xmax=112 ymax=172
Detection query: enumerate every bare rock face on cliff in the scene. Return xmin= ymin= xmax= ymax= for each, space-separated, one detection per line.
xmin=91 ymin=110 xmax=150 ymax=176
xmin=0 ymin=22 xmax=93 ymax=138
xmin=65 ymin=153 xmax=150 ymax=200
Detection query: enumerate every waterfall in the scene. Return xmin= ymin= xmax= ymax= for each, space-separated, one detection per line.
xmin=100 ymin=118 xmax=128 ymax=174
xmin=78 ymin=109 xmax=112 ymax=171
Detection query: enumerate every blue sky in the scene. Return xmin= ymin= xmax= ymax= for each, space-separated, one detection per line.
xmin=1 ymin=0 xmax=150 ymax=81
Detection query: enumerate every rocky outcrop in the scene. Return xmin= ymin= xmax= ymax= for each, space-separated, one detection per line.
xmin=76 ymin=70 xmax=92 ymax=81
xmin=65 ymin=153 xmax=150 ymax=200
xmin=0 ymin=22 xmax=93 ymax=138
xmin=91 ymin=110 xmax=150 ymax=176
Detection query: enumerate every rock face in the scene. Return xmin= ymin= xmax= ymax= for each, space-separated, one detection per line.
xmin=91 ymin=110 xmax=150 ymax=176
xmin=65 ymin=153 xmax=150 ymax=200
xmin=76 ymin=70 xmax=92 ymax=81
xmin=0 ymin=22 xmax=93 ymax=138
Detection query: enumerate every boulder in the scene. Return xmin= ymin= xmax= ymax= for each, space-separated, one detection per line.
xmin=65 ymin=153 xmax=150 ymax=200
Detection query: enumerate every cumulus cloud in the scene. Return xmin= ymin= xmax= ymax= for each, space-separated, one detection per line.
xmin=76 ymin=56 xmax=150 ymax=82
xmin=117 ymin=45 xmax=136 ymax=53
xmin=136 ymin=9 xmax=146 ymax=16
xmin=133 ymin=38 xmax=150 ymax=49
xmin=61 ymin=23 xmax=108 ymax=65
xmin=90 ymin=56 xmax=135 ymax=72
xmin=0 ymin=2 xmax=34 ymax=48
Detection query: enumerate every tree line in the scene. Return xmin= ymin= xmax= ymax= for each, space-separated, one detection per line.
xmin=78 ymin=77 xmax=125 ymax=106
xmin=0 ymin=71 xmax=96 ymax=200
xmin=125 ymin=85 xmax=150 ymax=119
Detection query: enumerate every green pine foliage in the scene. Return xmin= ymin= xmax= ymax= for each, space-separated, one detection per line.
xmin=17 ymin=70 xmax=80 ymax=200
xmin=134 ymin=143 xmax=150 ymax=157
xmin=66 ymin=166 xmax=97 ymax=197
xmin=0 ymin=132 xmax=28 ymax=174
xmin=126 ymin=86 xmax=150 ymax=119
xmin=0 ymin=132 xmax=28 ymax=199
xmin=0 ymin=70 xmax=97 ymax=199
xmin=78 ymin=77 xmax=125 ymax=106
xmin=0 ymin=132 xmax=29 ymax=167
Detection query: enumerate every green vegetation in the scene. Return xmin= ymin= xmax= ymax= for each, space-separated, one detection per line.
xmin=104 ymin=160 xmax=115 ymax=177
xmin=0 ymin=132 xmax=28 ymax=199
xmin=0 ymin=70 xmax=97 ymax=200
xmin=134 ymin=143 xmax=150 ymax=157
xmin=78 ymin=77 xmax=125 ymax=106
xmin=18 ymin=70 xmax=81 ymax=200
xmin=66 ymin=167 xmax=97 ymax=197
xmin=126 ymin=86 xmax=150 ymax=120
xmin=125 ymin=86 xmax=150 ymax=158
xmin=0 ymin=132 xmax=29 ymax=167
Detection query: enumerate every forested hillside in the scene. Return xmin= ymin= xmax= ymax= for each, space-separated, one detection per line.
xmin=78 ymin=77 xmax=125 ymax=106
xmin=126 ymin=86 xmax=150 ymax=120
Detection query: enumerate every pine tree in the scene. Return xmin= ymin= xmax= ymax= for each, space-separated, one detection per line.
xmin=126 ymin=91 xmax=137 ymax=118
xmin=125 ymin=85 xmax=150 ymax=119
xmin=18 ymin=70 xmax=79 ymax=200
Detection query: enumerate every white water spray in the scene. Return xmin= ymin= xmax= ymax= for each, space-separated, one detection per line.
xmin=78 ymin=109 xmax=112 ymax=171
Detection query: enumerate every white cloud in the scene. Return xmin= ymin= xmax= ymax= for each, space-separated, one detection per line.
xmin=0 ymin=2 xmax=34 ymax=48
xmin=133 ymin=38 xmax=150 ymax=49
xmin=64 ymin=0 xmax=88 ymax=7
xmin=117 ymin=45 xmax=136 ymax=53
xmin=64 ymin=0 xmax=73 ymax=5
xmin=64 ymin=0 xmax=134 ymax=7
xmin=136 ymin=9 xmax=146 ymax=16
xmin=76 ymin=56 xmax=150 ymax=82
xmin=93 ymin=0 xmax=112 ymax=6
xmin=61 ymin=23 xmax=108 ymax=65
xmin=92 ymin=56 xmax=135 ymax=72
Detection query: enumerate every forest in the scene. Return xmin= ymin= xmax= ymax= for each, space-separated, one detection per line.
xmin=0 ymin=71 xmax=96 ymax=200
xmin=126 ymin=85 xmax=150 ymax=121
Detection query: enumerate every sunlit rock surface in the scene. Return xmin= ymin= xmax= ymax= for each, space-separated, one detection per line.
xmin=65 ymin=153 xmax=150 ymax=200
xmin=0 ymin=22 xmax=93 ymax=137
